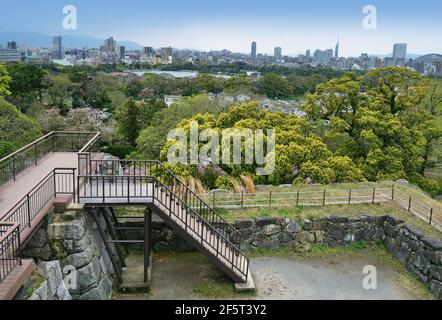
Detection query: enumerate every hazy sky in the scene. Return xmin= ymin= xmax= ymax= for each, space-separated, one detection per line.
xmin=1 ymin=0 xmax=441 ymax=56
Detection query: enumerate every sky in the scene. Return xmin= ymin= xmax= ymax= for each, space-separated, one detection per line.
xmin=1 ymin=0 xmax=441 ymax=56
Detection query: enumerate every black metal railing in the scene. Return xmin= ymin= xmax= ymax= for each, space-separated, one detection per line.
xmin=77 ymin=174 xmax=249 ymax=282
xmin=1 ymin=168 xmax=76 ymax=234
xmin=0 ymin=132 xmax=98 ymax=186
xmin=0 ymin=222 xmax=21 ymax=284
xmin=87 ymin=159 xmax=242 ymax=242
xmin=153 ymin=178 xmax=249 ymax=282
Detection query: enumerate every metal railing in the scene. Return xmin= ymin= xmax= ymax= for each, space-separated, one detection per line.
xmin=77 ymin=174 xmax=249 ymax=282
xmin=1 ymin=168 xmax=76 ymax=233
xmin=0 ymin=132 xmax=98 ymax=187
xmin=0 ymin=222 xmax=21 ymax=283
xmin=87 ymin=159 xmax=242 ymax=242
xmin=0 ymin=222 xmax=21 ymax=284
xmin=198 ymin=185 xmax=442 ymax=232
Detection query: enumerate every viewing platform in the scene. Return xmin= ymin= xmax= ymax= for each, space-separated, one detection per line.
xmin=0 ymin=132 xmax=252 ymax=300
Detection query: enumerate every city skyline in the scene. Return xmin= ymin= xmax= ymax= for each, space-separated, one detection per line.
xmin=1 ymin=0 xmax=441 ymax=56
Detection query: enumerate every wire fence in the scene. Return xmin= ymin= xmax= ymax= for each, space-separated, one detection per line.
xmin=198 ymin=185 xmax=442 ymax=232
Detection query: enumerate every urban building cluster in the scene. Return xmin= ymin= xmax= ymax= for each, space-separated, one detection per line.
xmin=0 ymin=35 xmax=441 ymax=76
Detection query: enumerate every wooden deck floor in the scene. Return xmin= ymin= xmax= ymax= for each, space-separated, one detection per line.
xmin=0 ymin=152 xmax=78 ymax=217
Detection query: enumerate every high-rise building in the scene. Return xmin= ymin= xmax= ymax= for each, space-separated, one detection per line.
xmin=393 ymin=43 xmax=407 ymax=60
xmin=384 ymin=57 xmax=395 ymax=67
xmin=306 ymin=50 xmax=311 ymax=58
xmin=119 ymin=46 xmax=126 ymax=59
xmin=7 ymin=41 xmax=17 ymax=50
xmin=160 ymin=47 xmax=173 ymax=62
xmin=0 ymin=42 xmax=22 ymax=63
xmin=274 ymin=47 xmax=282 ymax=59
xmin=335 ymin=37 xmax=340 ymax=58
xmin=52 ymin=36 xmax=63 ymax=59
xmin=101 ymin=37 xmax=117 ymax=53
xmin=251 ymin=42 xmax=257 ymax=59
xmin=143 ymin=46 xmax=154 ymax=55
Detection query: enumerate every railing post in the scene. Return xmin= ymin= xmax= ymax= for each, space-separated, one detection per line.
xmin=213 ymin=192 xmax=216 ymax=208
xmin=53 ymin=170 xmax=57 ymax=198
xmin=348 ymin=189 xmax=352 ymax=205
xmin=391 ymin=184 xmax=395 ymax=201
xmin=429 ymin=208 xmax=433 ymax=225
xmin=296 ymin=190 xmax=300 ymax=206
xmin=72 ymin=169 xmax=76 ymax=202
xmin=102 ymin=176 xmax=105 ymax=204
xmin=408 ymin=196 xmax=412 ymax=212
xmin=241 ymin=192 xmax=244 ymax=209
xmin=27 ymin=194 xmax=31 ymax=228
xmin=372 ymin=188 xmax=376 ymax=204
xmin=127 ymin=177 xmax=130 ymax=203
xmin=12 ymin=155 xmax=16 ymax=181
xmin=269 ymin=191 xmax=272 ymax=208
xmin=323 ymin=189 xmax=326 ymax=206
xmin=34 ymin=143 xmax=37 ymax=165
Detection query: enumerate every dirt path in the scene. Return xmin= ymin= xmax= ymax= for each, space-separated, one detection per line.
xmin=114 ymin=250 xmax=433 ymax=300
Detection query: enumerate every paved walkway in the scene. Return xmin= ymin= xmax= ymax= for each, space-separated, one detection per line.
xmin=0 ymin=152 xmax=78 ymax=217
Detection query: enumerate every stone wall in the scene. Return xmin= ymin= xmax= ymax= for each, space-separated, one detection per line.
xmin=23 ymin=209 xmax=117 ymax=300
xmin=23 ymin=210 xmax=442 ymax=300
xmin=230 ymin=214 xmax=442 ymax=299
xmin=119 ymin=215 xmax=195 ymax=252
xmin=123 ymin=213 xmax=442 ymax=299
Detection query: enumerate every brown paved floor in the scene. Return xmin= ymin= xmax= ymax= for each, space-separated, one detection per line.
xmin=0 ymin=152 xmax=78 ymax=217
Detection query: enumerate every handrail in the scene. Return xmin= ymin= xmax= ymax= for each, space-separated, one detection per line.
xmin=153 ymin=177 xmax=249 ymax=281
xmin=0 ymin=131 xmax=99 ymax=163
xmin=77 ymin=175 xmax=249 ymax=279
xmin=0 ymin=131 xmax=99 ymax=186
xmin=78 ymin=132 xmax=101 ymax=154
xmin=0 ymin=222 xmax=21 ymax=284
xmin=90 ymin=159 xmax=242 ymax=240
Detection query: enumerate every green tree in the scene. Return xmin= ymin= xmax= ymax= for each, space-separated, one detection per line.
xmin=303 ymin=67 xmax=442 ymax=193
xmin=256 ymin=73 xmax=292 ymax=98
xmin=6 ymin=63 xmax=47 ymax=111
xmin=0 ymin=98 xmax=42 ymax=157
xmin=0 ymin=64 xmax=12 ymax=96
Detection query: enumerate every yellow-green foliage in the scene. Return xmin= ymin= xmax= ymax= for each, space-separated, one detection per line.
xmin=161 ymin=102 xmax=364 ymax=187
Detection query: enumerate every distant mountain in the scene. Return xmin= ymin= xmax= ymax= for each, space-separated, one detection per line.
xmin=0 ymin=31 xmax=143 ymax=50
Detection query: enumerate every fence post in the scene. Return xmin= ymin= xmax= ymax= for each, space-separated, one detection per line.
xmin=34 ymin=143 xmax=37 ymax=165
xmin=429 ymin=208 xmax=433 ymax=225
xmin=372 ymin=188 xmax=376 ymax=204
xmin=296 ymin=190 xmax=300 ymax=206
xmin=348 ymin=189 xmax=352 ymax=205
xmin=212 ymin=192 xmax=216 ymax=208
xmin=12 ymin=155 xmax=16 ymax=181
xmin=408 ymin=196 xmax=412 ymax=212
xmin=241 ymin=191 xmax=244 ymax=209
xmin=269 ymin=191 xmax=272 ymax=208
xmin=323 ymin=189 xmax=326 ymax=206
xmin=27 ymin=194 xmax=31 ymax=228
xmin=391 ymin=184 xmax=395 ymax=201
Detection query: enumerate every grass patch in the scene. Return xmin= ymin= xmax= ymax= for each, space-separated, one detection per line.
xmin=24 ymin=268 xmax=46 ymax=299
xmin=371 ymin=245 xmax=434 ymax=300
xmin=192 ymin=278 xmax=255 ymax=299
xmin=249 ymin=241 xmax=371 ymax=259
xmin=153 ymin=251 xmax=210 ymax=265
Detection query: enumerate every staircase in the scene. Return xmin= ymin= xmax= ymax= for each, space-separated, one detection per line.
xmin=79 ymin=160 xmax=250 ymax=284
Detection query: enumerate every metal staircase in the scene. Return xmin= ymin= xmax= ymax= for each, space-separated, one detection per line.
xmin=78 ymin=159 xmax=250 ymax=284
